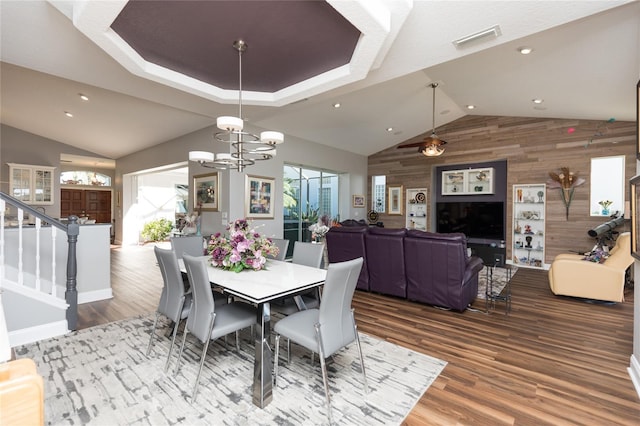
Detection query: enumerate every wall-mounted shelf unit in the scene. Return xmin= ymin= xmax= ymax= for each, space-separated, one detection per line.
xmin=405 ymin=188 xmax=427 ymax=230
xmin=511 ymin=183 xmax=547 ymax=269
xmin=442 ymin=167 xmax=494 ymax=195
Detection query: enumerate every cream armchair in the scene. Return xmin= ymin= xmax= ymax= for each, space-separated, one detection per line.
xmin=548 ymin=232 xmax=633 ymax=302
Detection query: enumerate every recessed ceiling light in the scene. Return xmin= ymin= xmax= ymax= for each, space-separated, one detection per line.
xmin=386 ymin=127 xmax=393 ymax=132
xmin=518 ymin=47 xmax=533 ymax=55
xmin=79 ymin=94 xmax=89 ymax=101
xmin=64 ymin=111 xmax=74 ymax=118
xmin=333 ymin=102 xmax=341 ymax=108
xmin=466 ymin=105 xmax=476 ymax=110
xmin=532 ymin=98 xmax=544 ymax=104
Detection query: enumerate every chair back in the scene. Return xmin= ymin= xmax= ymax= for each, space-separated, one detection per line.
xmin=154 ymin=246 xmax=188 ymax=322
xmin=317 ymin=257 xmax=364 ymax=356
xmin=170 ymin=235 xmax=205 ymax=259
xmin=292 ymin=241 xmax=324 ymax=268
xmin=182 ymin=254 xmax=216 ymax=344
xmin=605 ymin=232 xmax=633 ymax=269
xmin=268 ymin=238 xmax=290 ymax=261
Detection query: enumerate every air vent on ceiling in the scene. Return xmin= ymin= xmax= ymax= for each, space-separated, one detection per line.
xmin=452 ymin=25 xmax=501 ymax=48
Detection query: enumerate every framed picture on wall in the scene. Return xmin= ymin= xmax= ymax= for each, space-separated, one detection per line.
xmin=193 ymin=172 xmax=219 ymax=211
xmin=352 ymin=194 xmax=365 ymax=208
xmin=388 ymin=185 xmax=403 ymax=215
xmin=246 ymin=175 xmax=275 ymax=219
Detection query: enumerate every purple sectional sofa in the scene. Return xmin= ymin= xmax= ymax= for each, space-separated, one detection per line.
xmin=325 ymin=225 xmax=484 ymax=311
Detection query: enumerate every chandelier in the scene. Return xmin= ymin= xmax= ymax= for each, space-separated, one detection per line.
xmin=189 ymin=40 xmax=283 ymax=172
xmin=420 ymin=82 xmax=447 ymax=157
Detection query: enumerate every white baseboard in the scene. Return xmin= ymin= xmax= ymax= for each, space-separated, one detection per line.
xmin=628 ymin=354 xmax=640 ymax=399
xmin=8 ymin=320 xmax=69 ymax=347
xmin=78 ymin=288 xmax=113 ymax=304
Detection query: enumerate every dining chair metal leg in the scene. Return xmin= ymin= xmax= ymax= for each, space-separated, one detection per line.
xmin=351 ymin=310 xmax=368 ymax=394
xmin=146 ymin=312 xmax=161 ymax=356
xmin=174 ymin=327 xmax=190 ymax=377
xmin=192 ymin=315 xmax=216 ymax=402
xmin=164 ymin=318 xmax=181 ymax=372
xmin=315 ymin=323 xmax=333 ymax=425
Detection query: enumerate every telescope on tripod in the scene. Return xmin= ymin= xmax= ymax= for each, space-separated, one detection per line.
xmin=587 ymin=212 xmax=625 ymax=252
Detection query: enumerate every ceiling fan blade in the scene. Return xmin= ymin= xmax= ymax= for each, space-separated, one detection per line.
xmin=397 ymin=141 xmax=427 ymax=149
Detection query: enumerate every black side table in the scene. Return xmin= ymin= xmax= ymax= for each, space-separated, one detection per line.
xmin=485 ymin=262 xmax=512 ymax=315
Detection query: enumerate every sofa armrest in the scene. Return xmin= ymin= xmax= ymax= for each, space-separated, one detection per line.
xmin=463 ymin=255 xmax=484 ymax=285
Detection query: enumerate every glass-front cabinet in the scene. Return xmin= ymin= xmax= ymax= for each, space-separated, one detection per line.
xmin=405 ymin=188 xmax=427 ymax=230
xmin=442 ymin=167 xmax=494 ymax=195
xmin=511 ymin=183 xmax=546 ymax=269
xmin=8 ymin=163 xmax=56 ymax=205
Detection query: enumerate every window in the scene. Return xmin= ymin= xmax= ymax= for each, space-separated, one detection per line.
xmin=590 ymin=155 xmax=625 ymax=216
xmin=60 ymin=171 xmax=112 ymax=187
xmin=283 ymin=165 xmax=340 ymax=256
xmin=372 ymin=175 xmax=386 ymax=213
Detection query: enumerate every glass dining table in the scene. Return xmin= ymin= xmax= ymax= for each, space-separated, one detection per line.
xmin=182 ymin=257 xmax=327 ymax=408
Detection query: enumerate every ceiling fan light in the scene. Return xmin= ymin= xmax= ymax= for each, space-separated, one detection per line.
xmin=421 ymin=144 xmax=445 ymax=157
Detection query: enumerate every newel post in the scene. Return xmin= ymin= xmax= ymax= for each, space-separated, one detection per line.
xmin=65 ymin=215 xmax=79 ymax=330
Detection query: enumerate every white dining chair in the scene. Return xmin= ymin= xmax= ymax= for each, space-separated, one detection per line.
xmin=170 ymin=235 xmax=205 ymax=259
xmin=147 ymin=247 xmax=192 ymax=372
xmin=273 ymin=257 xmax=367 ymax=424
xmin=267 ymin=238 xmax=289 ymax=261
xmin=272 ymin=241 xmax=324 ymax=315
xmin=175 ymin=254 xmax=257 ymax=401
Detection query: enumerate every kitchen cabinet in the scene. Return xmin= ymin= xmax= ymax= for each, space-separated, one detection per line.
xmin=8 ymin=163 xmax=55 ymax=205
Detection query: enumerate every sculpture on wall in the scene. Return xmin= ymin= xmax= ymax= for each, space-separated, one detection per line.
xmin=547 ymin=167 xmax=585 ymax=220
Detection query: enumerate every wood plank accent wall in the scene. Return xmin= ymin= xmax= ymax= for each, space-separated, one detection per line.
xmin=368 ymin=115 xmax=637 ymax=264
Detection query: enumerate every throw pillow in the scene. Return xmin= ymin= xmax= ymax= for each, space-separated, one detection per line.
xmin=583 ymin=248 xmax=608 ymax=263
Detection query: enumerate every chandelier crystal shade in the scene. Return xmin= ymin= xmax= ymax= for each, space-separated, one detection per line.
xmin=420 ymin=82 xmax=447 ymax=157
xmin=189 ymin=40 xmax=283 ymax=171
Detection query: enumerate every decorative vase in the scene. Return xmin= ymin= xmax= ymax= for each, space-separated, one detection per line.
xmin=183 ymin=226 xmax=196 ymax=235
xmin=601 ymin=208 xmax=610 ymax=216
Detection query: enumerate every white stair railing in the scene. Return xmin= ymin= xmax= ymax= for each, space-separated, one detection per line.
xmin=0 ymin=192 xmax=78 ymax=329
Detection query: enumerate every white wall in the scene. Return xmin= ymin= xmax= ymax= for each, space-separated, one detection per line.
xmin=116 ymin=123 xmax=368 ymax=243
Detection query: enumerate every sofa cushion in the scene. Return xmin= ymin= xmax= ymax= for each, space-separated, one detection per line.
xmin=325 ymin=226 xmax=369 ymax=290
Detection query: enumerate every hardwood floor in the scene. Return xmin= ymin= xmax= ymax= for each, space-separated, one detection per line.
xmin=79 ymin=245 xmax=640 ymax=425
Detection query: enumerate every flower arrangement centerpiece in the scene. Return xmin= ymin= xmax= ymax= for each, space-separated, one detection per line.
xmin=598 ymin=200 xmax=613 ymax=215
xmin=207 ymin=218 xmax=278 ymax=272
xmin=547 ymin=167 xmax=585 ymax=220
xmin=309 ymin=214 xmax=331 ymax=242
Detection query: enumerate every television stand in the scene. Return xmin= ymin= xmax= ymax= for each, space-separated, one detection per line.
xmin=468 ymin=241 xmax=506 ymax=267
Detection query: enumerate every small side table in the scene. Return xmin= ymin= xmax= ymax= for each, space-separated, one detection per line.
xmin=485 ymin=262 xmax=512 ymax=315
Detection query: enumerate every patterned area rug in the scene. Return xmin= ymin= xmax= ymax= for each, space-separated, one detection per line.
xmin=476 ymin=266 xmax=517 ymax=300
xmin=16 ymin=315 xmax=446 ymax=425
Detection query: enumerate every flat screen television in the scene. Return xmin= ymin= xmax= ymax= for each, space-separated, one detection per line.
xmin=436 ymin=201 xmax=505 ymax=241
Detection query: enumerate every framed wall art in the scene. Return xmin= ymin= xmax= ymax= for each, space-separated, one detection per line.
xmin=352 ymin=194 xmax=365 ymax=208
xmin=193 ymin=172 xmax=219 ymax=211
xmin=630 ymin=174 xmax=640 ymax=260
xmin=246 ymin=174 xmax=275 ymax=219
xmin=388 ymin=185 xmax=403 ymax=215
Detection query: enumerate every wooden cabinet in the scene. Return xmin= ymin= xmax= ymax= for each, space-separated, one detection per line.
xmin=405 ymin=188 xmax=427 ymax=230
xmin=442 ymin=167 xmax=494 ymax=195
xmin=511 ymin=183 xmax=546 ymax=269
xmin=8 ymin=163 xmax=55 ymax=205
xmin=60 ymin=189 xmax=112 ymax=223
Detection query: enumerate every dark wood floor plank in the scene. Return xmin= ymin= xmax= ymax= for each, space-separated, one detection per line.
xmin=78 ymin=245 xmax=640 ymax=425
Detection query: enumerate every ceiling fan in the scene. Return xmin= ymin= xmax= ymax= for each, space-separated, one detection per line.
xmin=397 ymin=82 xmax=447 ymax=157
